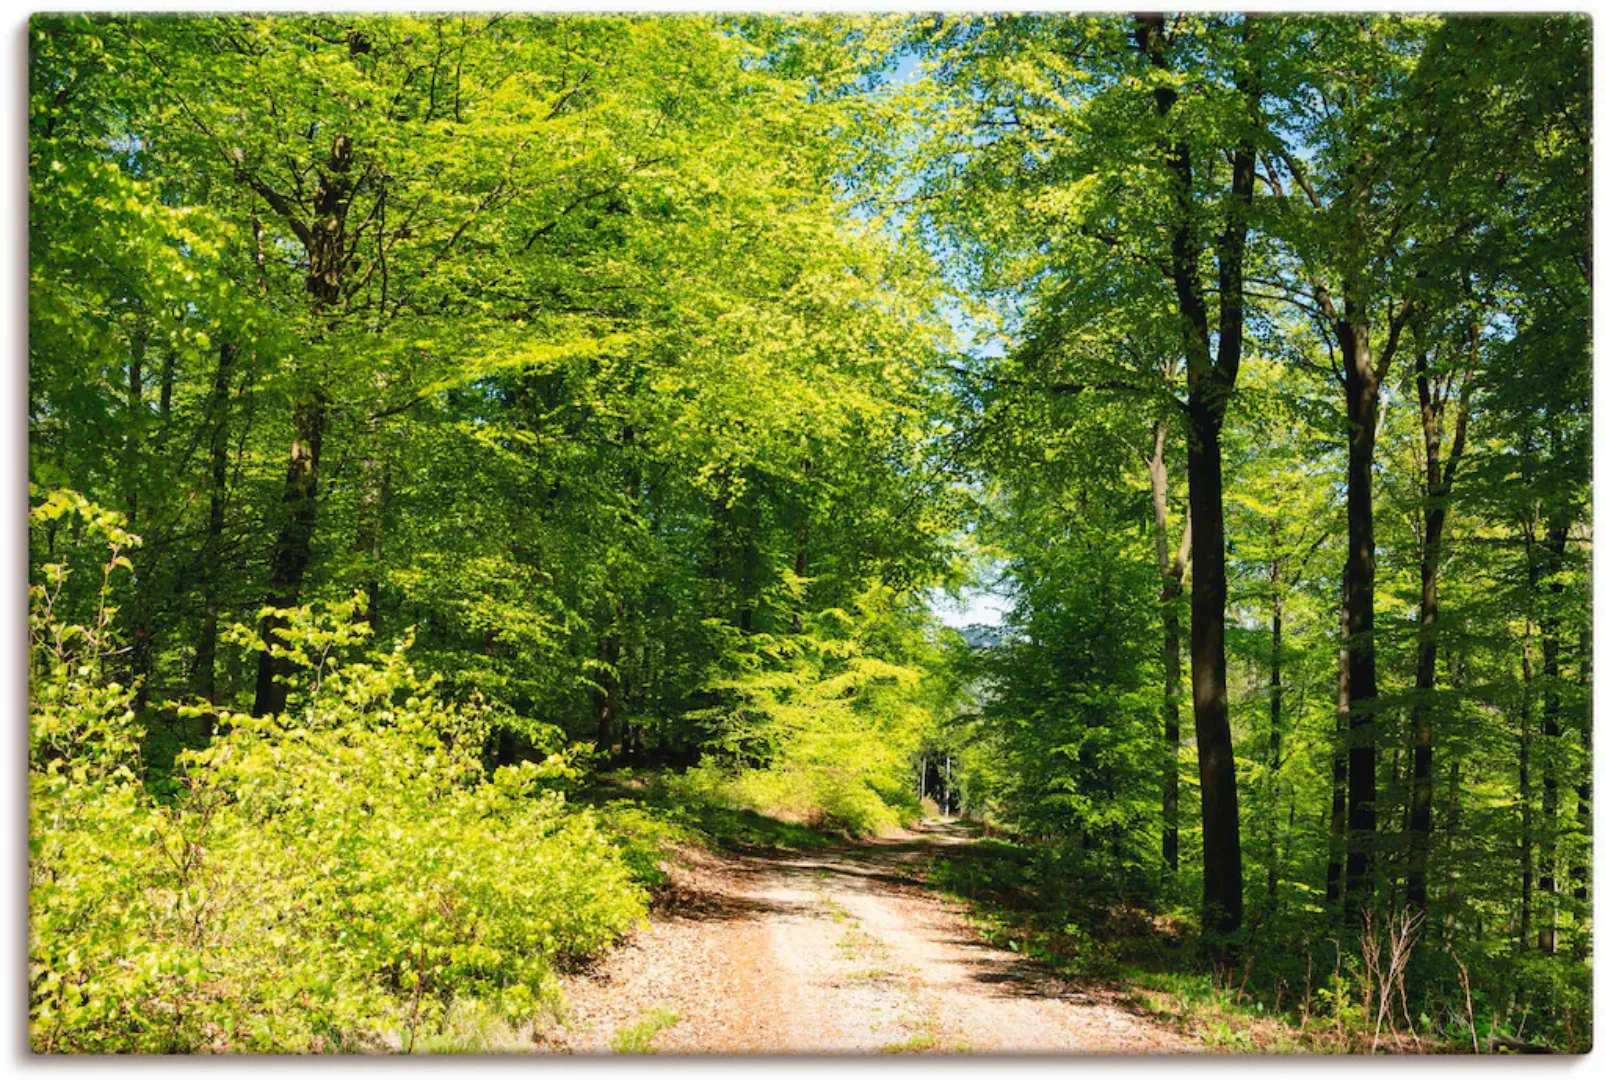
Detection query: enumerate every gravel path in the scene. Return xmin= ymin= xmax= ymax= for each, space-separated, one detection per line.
xmin=543 ymin=821 xmax=1198 ymax=1055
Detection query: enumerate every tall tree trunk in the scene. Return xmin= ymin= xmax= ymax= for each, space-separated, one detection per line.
xmin=1406 ymin=364 xmax=1471 ymax=911
xmin=1189 ymin=415 xmax=1244 ymax=933
xmin=123 ymin=319 xmax=154 ymax=710
xmin=1148 ymin=419 xmax=1190 ymax=877
xmin=1537 ymin=516 xmax=1567 ymax=954
xmin=252 ymin=392 xmax=327 ymax=716
xmin=1339 ymin=315 xmax=1382 ymax=923
xmin=1327 ymin=660 xmax=1349 ymax=911
xmin=1267 ymin=557 xmax=1285 ymax=912
xmin=191 ymin=341 xmax=237 ymax=731
xmin=1519 ymin=612 xmax=1536 ymax=948
xmin=248 ymin=133 xmax=353 ymax=716
xmin=1136 ymin=11 xmax=1256 ymax=936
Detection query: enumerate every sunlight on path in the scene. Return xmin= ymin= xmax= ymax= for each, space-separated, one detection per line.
xmin=546 ymin=821 xmax=1196 ymax=1054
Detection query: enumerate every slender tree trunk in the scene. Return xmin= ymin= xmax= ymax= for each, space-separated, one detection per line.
xmin=1148 ymin=420 xmax=1190 ymax=877
xmin=191 ymin=341 xmax=237 ymax=731
xmin=248 ymin=134 xmax=353 ymax=716
xmin=1406 ymin=365 xmax=1470 ymax=911
xmin=1519 ymin=614 xmax=1536 ymax=948
xmin=593 ymin=623 xmax=621 ymax=759
xmin=1537 ymin=517 xmax=1567 ymax=954
xmin=1267 ymin=560 xmax=1285 ymax=912
xmin=1573 ymin=623 xmax=1590 ymax=960
xmin=157 ymin=345 xmax=176 ymax=441
xmin=1327 ymin=653 xmax=1349 ymax=911
xmin=252 ymin=392 xmax=328 ymax=716
xmin=123 ymin=320 xmax=154 ymax=710
xmin=1340 ymin=315 xmax=1382 ymax=924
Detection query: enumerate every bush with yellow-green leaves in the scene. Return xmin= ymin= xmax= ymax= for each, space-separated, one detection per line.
xmin=29 ymin=493 xmax=648 ymax=1053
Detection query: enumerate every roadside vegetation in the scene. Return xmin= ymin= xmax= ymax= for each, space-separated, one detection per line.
xmin=931 ymin=835 xmax=1589 ymax=1052
xmin=29 ymin=12 xmax=1591 ymax=1055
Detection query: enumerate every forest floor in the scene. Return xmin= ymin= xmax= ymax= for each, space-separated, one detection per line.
xmin=540 ymin=820 xmax=1201 ymax=1054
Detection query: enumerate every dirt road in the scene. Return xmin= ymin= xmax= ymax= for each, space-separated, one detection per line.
xmin=544 ymin=821 xmax=1197 ymax=1054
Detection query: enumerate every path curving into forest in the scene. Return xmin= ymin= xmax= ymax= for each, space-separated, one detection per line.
xmin=543 ymin=821 xmax=1198 ymax=1054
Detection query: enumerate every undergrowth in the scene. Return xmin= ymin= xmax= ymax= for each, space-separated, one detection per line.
xmin=29 ymin=502 xmax=654 ymax=1053
xmin=927 ymin=835 xmax=1591 ymax=1054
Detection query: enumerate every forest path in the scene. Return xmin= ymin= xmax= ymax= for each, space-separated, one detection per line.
xmin=544 ymin=820 xmax=1197 ymax=1054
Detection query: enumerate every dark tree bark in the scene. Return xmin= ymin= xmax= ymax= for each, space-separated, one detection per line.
xmin=1317 ymin=297 xmax=1412 ymax=924
xmin=252 ymin=392 xmax=328 ymax=716
xmin=1519 ymin=605 xmax=1536 ymax=947
xmin=1268 ymin=71 xmax=1418 ymax=927
xmin=157 ymin=344 xmax=176 ymax=440
xmin=1327 ymin=678 xmax=1348 ymax=911
xmin=1266 ymin=553 xmax=1285 ymax=911
xmin=1537 ymin=515 xmax=1567 ymax=953
xmin=1406 ymin=357 xmax=1472 ymax=912
xmin=1188 ymin=416 xmax=1244 ymax=934
xmin=122 ymin=320 xmax=155 ymax=710
xmin=1337 ymin=316 xmax=1382 ymax=921
xmin=191 ymin=340 xmax=238 ymax=731
xmin=1135 ymin=13 xmax=1257 ymax=935
xmin=248 ymin=134 xmax=355 ymax=716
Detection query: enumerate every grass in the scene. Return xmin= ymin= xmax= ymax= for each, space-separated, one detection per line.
xmin=922 ymin=837 xmax=1329 ymax=1053
xmin=610 ymin=1008 xmax=681 ymax=1054
xmin=880 ymin=1031 xmax=939 ymax=1053
xmin=581 ymin=769 xmax=841 ymax=854
xmin=1125 ymin=969 xmax=1314 ymax=1053
xmin=852 ymin=967 xmax=898 ymax=982
xmin=836 ymin=926 xmax=887 ymax=963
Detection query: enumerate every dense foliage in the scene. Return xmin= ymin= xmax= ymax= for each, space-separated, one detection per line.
xmin=29 ymin=11 xmax=1591 ymax=1054
xmin=29 ymin=13 xmax=963 ymax=1052
xmin=31 ymin=495 xmax=648 ymax=1051
xmin=903 ymin=12 xmax=1592 ymax=1051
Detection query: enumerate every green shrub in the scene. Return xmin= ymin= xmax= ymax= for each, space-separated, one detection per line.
xmin=29 ymin=499 xmax=648 ymax=1053
xmin=680 ymin=583 xmax=943 ymax=837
